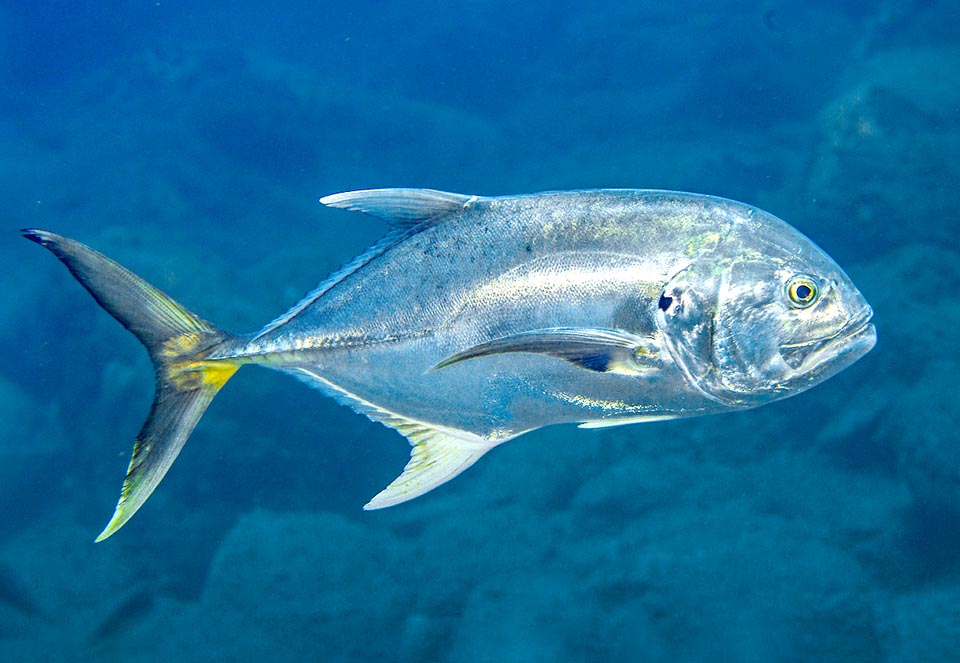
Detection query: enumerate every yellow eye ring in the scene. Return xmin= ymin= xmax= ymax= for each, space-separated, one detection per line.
xmin=786 ymin=275 xmax=820 ymax=308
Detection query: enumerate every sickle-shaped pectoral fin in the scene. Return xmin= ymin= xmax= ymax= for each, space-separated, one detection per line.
xmin=434 ymin=327 xmax=661 ymax=375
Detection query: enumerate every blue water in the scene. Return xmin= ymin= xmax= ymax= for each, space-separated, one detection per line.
xmin=2 ymin=1 xmax=959 ymax=660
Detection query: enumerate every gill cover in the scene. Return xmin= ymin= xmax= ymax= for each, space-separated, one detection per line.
xmin=654 ymin=259 xmax=729 ymax=404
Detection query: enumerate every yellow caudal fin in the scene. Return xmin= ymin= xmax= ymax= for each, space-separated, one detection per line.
xmin=22 ymin=229 xmax=241 ymax=541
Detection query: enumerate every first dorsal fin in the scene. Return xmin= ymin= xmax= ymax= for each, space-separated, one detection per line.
xmin=319 ymin=188 xmax=477 ymax=227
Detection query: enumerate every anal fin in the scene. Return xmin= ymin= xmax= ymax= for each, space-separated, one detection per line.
xmin=286 ymin=368 xmax=494 ymax=509
xmin=364 ymin=422 xmax=490 ymax=510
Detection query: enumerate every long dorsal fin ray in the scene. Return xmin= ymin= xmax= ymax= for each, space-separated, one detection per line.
xmin=253 ymin=189 xmax=479 ymax=341
xmin=285 ymin=368 xmax=495 ymax=508
xmin=320 ymin=188 xmax=478 ymax=227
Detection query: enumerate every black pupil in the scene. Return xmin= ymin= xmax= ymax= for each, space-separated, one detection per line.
xmin=658 ymin=294 xmax=673 ymax=311
xmin=795 ymin=284 xmax=812 ymax=300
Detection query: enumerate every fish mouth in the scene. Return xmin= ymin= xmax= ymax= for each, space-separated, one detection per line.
xmin=779 ymin=306 xmax=876 ymax=372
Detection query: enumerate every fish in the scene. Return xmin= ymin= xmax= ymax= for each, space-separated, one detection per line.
xmin=22 ymin=188 xmax=876 ymax=540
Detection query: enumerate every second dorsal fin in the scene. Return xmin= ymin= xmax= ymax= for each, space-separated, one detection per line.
xmin=253 ymin=189 xmax=479 ymax=341
xmin=320 ymin=188 xmax=478 ymax=227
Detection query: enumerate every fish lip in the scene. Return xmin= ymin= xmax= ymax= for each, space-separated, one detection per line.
xmin=781 ymin=306 xmax=876 ymax=372
xmin=842 ymin=306 xmax=875 ymax=345
xmin=779 ymin=305 xmax=874 ymax=351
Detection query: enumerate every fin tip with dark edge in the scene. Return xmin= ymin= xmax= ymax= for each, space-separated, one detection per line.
xmin=21 ymin=228 xmax=51 ymax=244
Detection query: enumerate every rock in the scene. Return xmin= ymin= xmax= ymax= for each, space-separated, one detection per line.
xmin=876 ymin=586 xmax=960 ymax=662
xmin=802 ymin=49 xmax=960 ymax=255
xmin=198 ymin=510 xmax=411 ymax=661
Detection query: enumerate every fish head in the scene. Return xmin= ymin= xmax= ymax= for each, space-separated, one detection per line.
xmin=657 ymin=213 xmax=876 ymax=407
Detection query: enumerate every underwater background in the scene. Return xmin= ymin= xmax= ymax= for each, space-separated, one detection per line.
xmin=2 ymin=1 xmax=959 ymax=661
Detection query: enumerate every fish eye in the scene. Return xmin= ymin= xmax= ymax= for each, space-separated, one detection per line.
xmin=785 ymin=274 xmax=820 ymax=308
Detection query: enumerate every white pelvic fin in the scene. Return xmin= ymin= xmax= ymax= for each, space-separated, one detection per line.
xmin=364 ymin=422 xmax=491 ymax=510
xmin=284 ymin=368 xmax=494 ymax=509
xmin=578 ymin=414 xmax=677 ymax=429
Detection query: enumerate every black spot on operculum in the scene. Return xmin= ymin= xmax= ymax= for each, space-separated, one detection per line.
xmin=658 ymin=294 xmax=673 ymax=312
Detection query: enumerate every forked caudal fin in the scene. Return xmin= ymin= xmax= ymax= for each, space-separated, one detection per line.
xmin=22 ymin=229 xmax=240 ymax=541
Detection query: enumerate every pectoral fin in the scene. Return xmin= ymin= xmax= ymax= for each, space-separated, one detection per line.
xmin=434 ymin=327 xmax=660 ymax=375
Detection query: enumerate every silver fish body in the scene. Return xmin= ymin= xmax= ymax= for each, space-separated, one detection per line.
xmin=239 ymin=189 xmax=873 ymax=432
xmin=23 ymin=188 xmax=875 ymax=539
